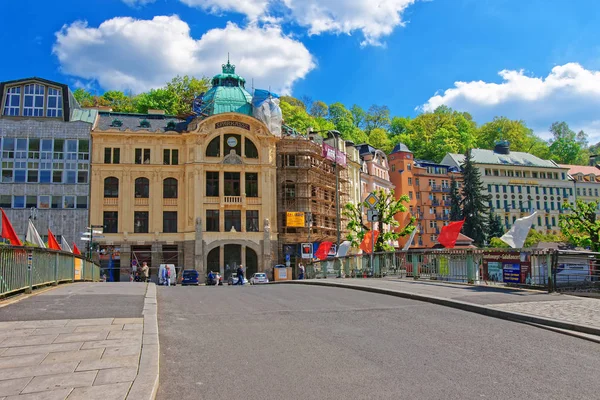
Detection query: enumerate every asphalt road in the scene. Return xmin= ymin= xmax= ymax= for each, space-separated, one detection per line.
xmin=156 ymin=284 xmax=600 ymax=400
xmin=0 ymin=282 xmax=145 ymax=320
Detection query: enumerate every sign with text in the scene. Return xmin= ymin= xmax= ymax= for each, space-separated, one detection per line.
xmin=286 ymin=212 xmax=305 ymax=227
xmin=322 ymin=143 xmax=347 ymax=167
xmin=301 ymin=243 xmax=313 ymax=259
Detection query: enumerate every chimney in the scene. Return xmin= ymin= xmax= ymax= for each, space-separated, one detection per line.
xmin=493 ymin=140 xmax=510 ymax=155
xmin=148 ymin=109 xmax=165 ymax=115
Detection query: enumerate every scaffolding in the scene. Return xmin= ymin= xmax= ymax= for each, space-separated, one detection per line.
xmin=277 ymin=135 xmax=350 ymax=259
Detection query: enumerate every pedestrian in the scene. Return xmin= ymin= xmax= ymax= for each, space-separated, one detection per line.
xmin=237 ymin=265 xmax=244 ymax=285
xmin=298 ymin=263 xmax=305 ymax=280
xmin=166 ymin=266 xmax=172 ymax=286
xmin=162 ymin=266 xmax=170 ymax=286
xmin=141 ymin=262 xmax=149 ymax=283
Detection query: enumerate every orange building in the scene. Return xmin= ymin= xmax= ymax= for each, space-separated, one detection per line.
xmin=388 ymin=143 xmax=462 ymax=248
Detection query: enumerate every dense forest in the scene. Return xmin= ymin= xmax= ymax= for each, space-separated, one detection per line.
xmin=74 ymin=76 xmax=599 ymax=165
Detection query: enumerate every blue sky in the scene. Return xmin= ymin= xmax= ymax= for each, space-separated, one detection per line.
xmin=2 ymin=0 xmax=600 ymax=143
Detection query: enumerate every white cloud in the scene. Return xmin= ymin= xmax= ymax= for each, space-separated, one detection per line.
xmin=178 ymin=0 xmax=417 ymax=46
xmin=178 ymin=0 xmax=270 ymax=20
xmin=420 ymin=63 xmax=600 ymax=143
xmin=122 ymin=0 xmax=156 ymax=7
xmin=53 ymin=16 xmax=315 ymax=95
xmin=281 ymin=0 xmax=416 ymax=46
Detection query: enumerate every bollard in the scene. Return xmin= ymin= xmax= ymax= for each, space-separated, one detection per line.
xmin=412 ymin=254 xmax=419 ymax=280
xmin=53 ymin=253 xmax=59 ymax=286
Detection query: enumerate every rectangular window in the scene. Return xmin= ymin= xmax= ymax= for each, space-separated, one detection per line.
xmin=3 ymin=86 xmax=21 ymax=116
xmin=224 ymin=172 xmax=241 ymax=196
xmin=0 ymin=195 xmax=10 ymax=208
xmin=13 ymin=196 xmax=25 ymax=208
xmin=163 ymin=149 xmax=179 ymax=165
xmin=206 ymin=210 xmax=219 ymax=232
xmin=224 ymin=210 xmax=241 ymax=232
xmin=27 ymin=169 xmax=38 ymax=183
xmin=206 ymin=172 xmax=219 ymax=197
xmin=104 ymin=148 xmax=120 ymax=164
xmin=47 ymin=87 xmax=63 ymax=117
xmin=38 ymin=196 xmax=50 ymax=209
xmin=163 ymin=211 xmax=177 ymax=233
xmin=245 ymin=173 xmax=258 ymax=197
xmin=246 ymin=210 xmax=259 ymax=232
xmin=63 ymin=196 xmax=75 ymax=209
xmin=103 ymin=212 xmax=118 ymax=233
xmin=52 ymin=170 xmax=63 ymax=183
xmin=51 ymin=196 xmax=61 ymax=209
xmin=26 ymin=196 xmax=37 ymax=208
xmin=77 ymin=196 xmax=88 ymax=209
xmin=23 ymin=84 xmax=45 ymax=117
xmin=77 ymin=170 xmax=88 ymax=184
xmin=415 ymin=178 xmax=419 ymax=186
xmin=134 ymin=211 xmax=149 ymax=233
xmin=135 ymin=148 xmax=150 ymax=164
xmin=409 ymin=191 xmax=413 ymax=200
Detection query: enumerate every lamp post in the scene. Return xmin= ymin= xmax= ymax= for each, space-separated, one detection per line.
xmin=328 ymin=130 xmax=342 ymax=249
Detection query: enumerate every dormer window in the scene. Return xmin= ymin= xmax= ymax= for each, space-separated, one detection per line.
xmin=47 ymin=88 xmax=63 ymax=117
xmin=23 ymin=84 xmax=45 ymax=117
xmin=111 ymin=119 xmax=123 ymax=127
xmin=166 ymin=121 xmax=177 ymax=131
xmin=577 ymin=175 xmax=583 ymax=181
xmin=3 ymin=87 xmax=21 ymax=116
xmin=139 ymin=119 xmax=151 ymax=128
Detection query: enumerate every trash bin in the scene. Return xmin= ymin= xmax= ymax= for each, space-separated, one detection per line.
xmin=273 ymin=264 xmax=292 ymax=281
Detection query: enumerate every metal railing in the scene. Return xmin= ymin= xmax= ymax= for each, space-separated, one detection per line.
xmin=306 ymin=248 xmax=600 ymax=293
xmin=0 ymin=246 xmax=101 ymax=297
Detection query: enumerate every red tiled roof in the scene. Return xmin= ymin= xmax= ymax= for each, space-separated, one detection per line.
xmin=559 ymin=164 xmax=600 ymax=176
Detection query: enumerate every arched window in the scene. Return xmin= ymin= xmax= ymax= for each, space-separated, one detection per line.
xmin=135 ymin=177 xmax=150 ymax=198
xmin=104 ymin=177 xmax=119 ymax=198
xmin=163 ymin=178 xmax=178 ymax=198
xmin=245 ymin=138 xmax=258 ymax=158
xmin=206 ymin=136 xmax=220 ymax=157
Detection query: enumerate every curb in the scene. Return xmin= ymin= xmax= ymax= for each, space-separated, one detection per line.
xmin=276 ymin=280 xmax=600 ymax=339
xmin=127 ymin=283 xmax=159 ymax=400
xmin=0 ymin=284 xmax=61 ymax=308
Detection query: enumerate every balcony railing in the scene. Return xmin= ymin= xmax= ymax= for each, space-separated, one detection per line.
xmin=163 ymin=198 xmax=178 ymax=206
xmin=103 ymin=198 xmax=118 ymax=206
xmin=443 ymin=200 xmax=452 ymax=206
xmin=134 ymin=197 xmax=149 ymax=206
xmin=224 ymin=196 xmax=242 ymax=204
xmin=247 ymin=197 xmax=261 ymax=205
xmin=430 ymin=184 xmax=450 ymax=193
xmin=431 ymin=200 xmax=440 ymax=206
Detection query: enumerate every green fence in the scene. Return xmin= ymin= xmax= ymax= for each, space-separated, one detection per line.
xmin=307 ymin=248 xmax=559 ymax=289
xmin=0 ymin=246 xmax=101 ymax=297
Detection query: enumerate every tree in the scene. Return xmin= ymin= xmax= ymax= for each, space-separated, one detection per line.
xmin=365 ymin=105 xmax=391 ymax=134
xmin=102 ymin=90 xmax=137 ymax=113
xmin=73 ymin=88 xmax=94 ymax=107
xmin=165 ymin=75 xmax=210 ymax=115
xmin=343 ymin=189 xmax=415 ymax=252
xmin=350 ymin=104 xmax=366 ymax=129
xmin=476 ymin=117 xmax=549 ymax=158
xmin=135 ymin=88 xmax=179 ymax=115
xmin=310 ymin=101 xmax=328 ymax=118
xmin=461 ymin=149 xmax=491 ymax=246
xmin=280 ymin=96 xmax=305 ymax=109
xmin=449 ymin=177 xmax=462 ymax=221
xmin=368 ymin=128 xmax=392 ymax=153
xmin=487 ymin=212 xmax=504 ymax=240
xmin=548 ymin=121 xmax=588 ymax=165
xmin=389 ymin=116 xmax=411 ymax=137
xmin=559 ymin=200 xmax=600 ymax=251
xmin=490 ymin=229 xmax=566 ymax=249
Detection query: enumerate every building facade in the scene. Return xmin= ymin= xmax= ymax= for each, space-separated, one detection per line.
xmin=356 ymin=144 xmax=394 ymax=199
xmin=388 ymin=143 xmax=462 ymax=248
xmin=89 ymin=62 xmax=279 ymax=282
xmin=0 ymin=78 xmax=95 ymax=249
xmin=562 ymin=164 xmax=600 ymax=212
xmin=442 ymin=142 xmax=575 ymax=235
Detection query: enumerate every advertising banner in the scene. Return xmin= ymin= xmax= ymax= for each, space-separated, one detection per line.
xmin=286 ymin=212 xmax=305 ymax=227
xmin=74 ymin=258 xmax=82 ymax=280
xmin=322 ymin=143 xmax=347 ymax=167
xmin=503 ymin=263 xmax=521 ymax=284
xmin=483 ymin=251 xmax=531 ymax=284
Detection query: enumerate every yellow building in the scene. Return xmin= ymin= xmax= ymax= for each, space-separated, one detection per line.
xmin=90 ymin=62 xmax=280 ymax=282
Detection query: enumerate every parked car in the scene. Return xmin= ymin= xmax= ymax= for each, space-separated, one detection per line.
xmin=158 ymin=264 xmax=178 ymax=286
xmin=206 ymin=272 xmax=223 ymax=286
xmin=228 ymin=275 xmax=249 ymax=285
xmin=181 ymin=270 xmax=199 ymax=286
xmin=250 ymin=272 xmax=269 ymax=285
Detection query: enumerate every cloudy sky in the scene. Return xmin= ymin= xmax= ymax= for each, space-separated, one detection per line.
xmin=2 ymin=0 xmax=600 ymax=143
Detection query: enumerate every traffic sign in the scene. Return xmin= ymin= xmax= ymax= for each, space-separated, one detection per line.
xmin=367 ymin=209 xmax=380 ymax=222
xmin=285 ymin=254 xmax=290 ymax=262
xmin=92 ymin=230 xmax=103 ymax=234
xmin=301 ymin=243 xmax=313 ymax=259
xmin=365 ymin=193 xmax=380 ymax=209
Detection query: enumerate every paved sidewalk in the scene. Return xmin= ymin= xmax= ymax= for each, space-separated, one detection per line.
xmin=0 ymin=283 xmax=158 ymax=400
xmin=288 ymin=278 xmax=600 ymax=333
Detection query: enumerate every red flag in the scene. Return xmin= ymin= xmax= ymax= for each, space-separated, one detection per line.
xmin=1 ymin=208 xmax=23 ymax=246
xmin=315 ymin=241 xmax=333 ymax=260
xmin=359 ymin=230 xmax=379 ymax=254
xmin=47 ymin=229 xmax=61 ymax=250
xmin=72 ymin=242 xmax=81 ymax=255
xmin=437 ymin=219 xmax=465 ymax=248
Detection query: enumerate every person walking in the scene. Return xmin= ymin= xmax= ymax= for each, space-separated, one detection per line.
xmin=141 ymin=262 xmax=149 ymax=283
xmin=162 ymin=266 xmax=170 ymax=286
xmin=236 ymin=265 xmax=244 ymax=285
xmin=298 ymin=263 xmax=305 ymax=280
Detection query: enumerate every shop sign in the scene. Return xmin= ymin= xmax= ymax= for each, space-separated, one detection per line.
xmin=286 ymin=212 xmax=305 ymax=227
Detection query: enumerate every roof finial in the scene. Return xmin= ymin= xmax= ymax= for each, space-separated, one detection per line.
xmin=228 ymin=52 xmax=230 ymax=63
xmin=222 ymin=54 xmax=235 ymax=74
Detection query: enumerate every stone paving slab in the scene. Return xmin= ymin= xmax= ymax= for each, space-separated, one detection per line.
xmin=0 ymin=282 xmax=157 ymax=399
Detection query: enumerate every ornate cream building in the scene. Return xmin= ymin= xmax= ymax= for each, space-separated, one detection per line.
xmin=89 ymin=62 xmax=280 ymax=281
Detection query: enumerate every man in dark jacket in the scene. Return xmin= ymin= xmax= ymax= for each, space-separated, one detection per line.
xmin=236 ymin=265 xmax=244 ymax=285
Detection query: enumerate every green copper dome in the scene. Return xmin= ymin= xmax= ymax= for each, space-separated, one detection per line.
xmin=203 ymin=60 xmax=253 ymax=116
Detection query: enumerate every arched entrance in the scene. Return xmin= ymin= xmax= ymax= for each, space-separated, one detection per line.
xmin=224 ymin=244 xmax=241 ymax=280
xmin=245 ymin=248 xmax=258 ymax=277
xmin=207 ymin=248 xmax=220 ymax=279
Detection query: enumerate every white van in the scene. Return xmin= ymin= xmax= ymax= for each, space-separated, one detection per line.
xmin=158 ymin=264 xmax=178 ymax=286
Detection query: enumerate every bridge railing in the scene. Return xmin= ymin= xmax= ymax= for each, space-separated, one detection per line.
xmin=306 ymin=248 xmax=599 ymax=291
xmin=0 ymin=245 xmax=101 ymax=297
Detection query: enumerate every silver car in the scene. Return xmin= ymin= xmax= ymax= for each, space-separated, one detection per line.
xmin=250 ymin=272 xmax=269 ymax=285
